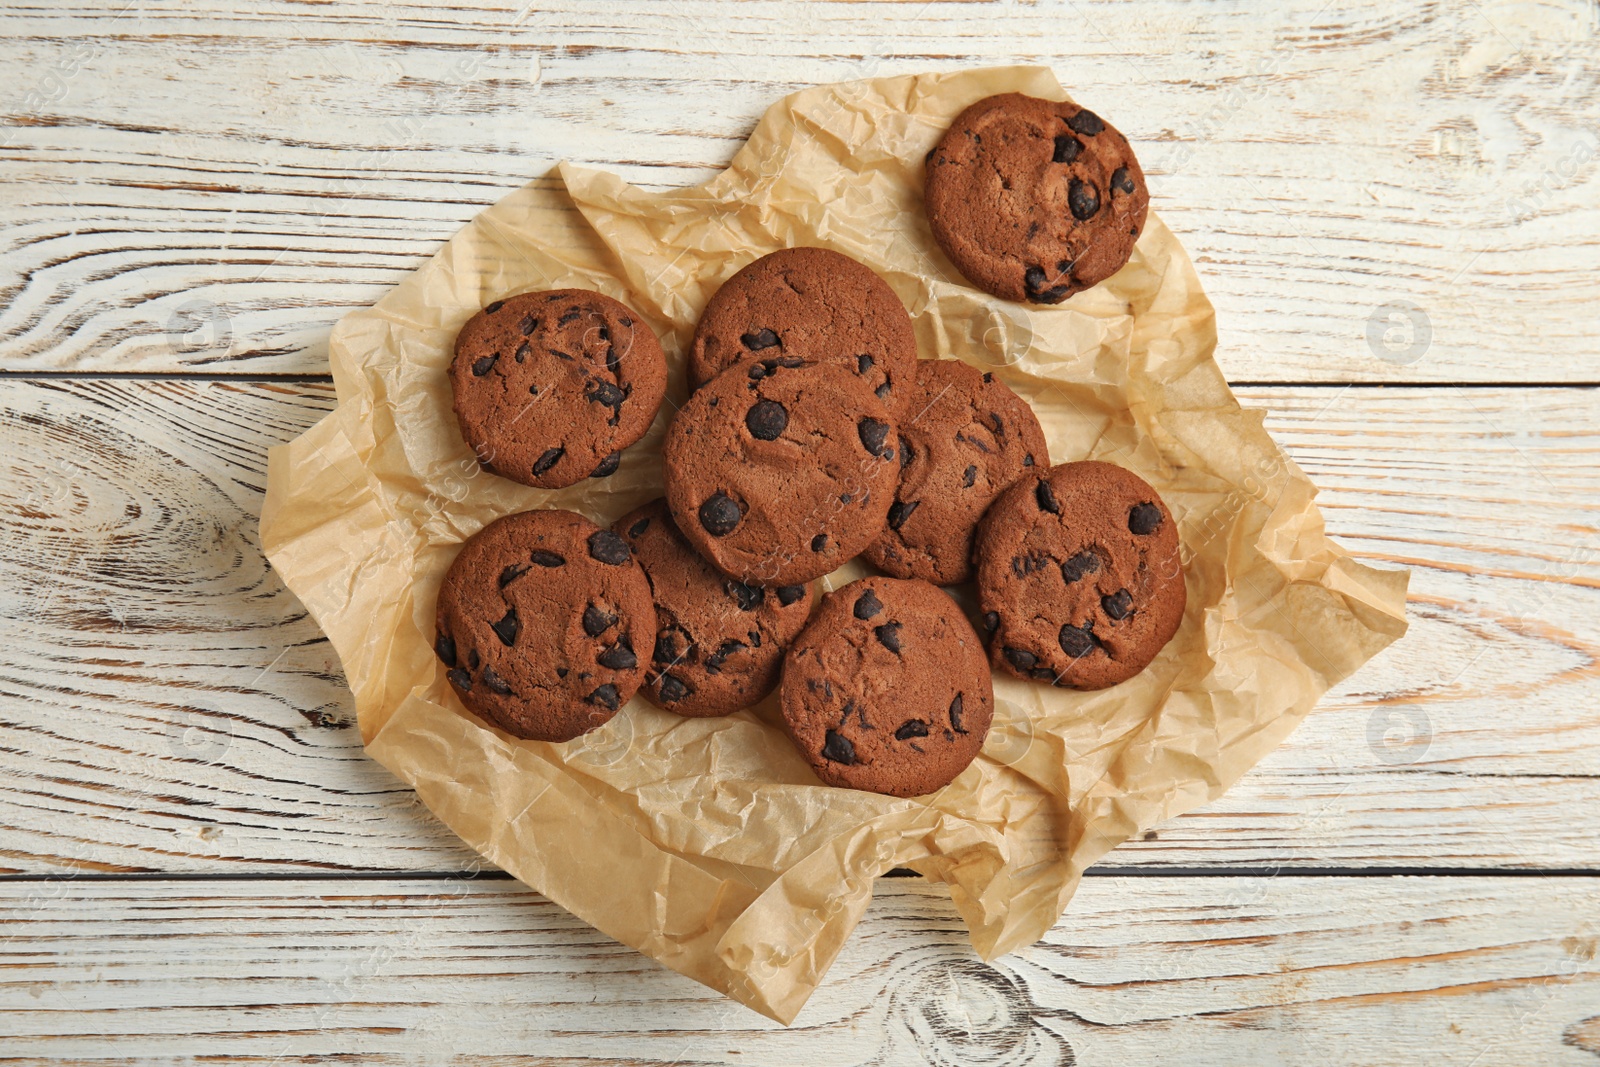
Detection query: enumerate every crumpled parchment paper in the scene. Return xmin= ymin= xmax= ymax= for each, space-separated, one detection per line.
xmin=260 ymin=65 xmax=1409 ymax=1024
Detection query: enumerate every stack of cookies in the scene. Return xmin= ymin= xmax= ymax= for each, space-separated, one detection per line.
xmin=433 ymin=92 xmax=1185 ymax=799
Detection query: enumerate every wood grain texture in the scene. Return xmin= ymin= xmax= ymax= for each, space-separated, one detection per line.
xmin=0 ymin=378 xmax=1594 ymax=873
xmin=1 ymin=0 xmax=1596 ymax=381
xmin=1 ymin=875 xmax=1597 ymax=1064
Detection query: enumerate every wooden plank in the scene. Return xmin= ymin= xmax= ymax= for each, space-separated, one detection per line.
xmin=0 ymin=875 xmax=1596 ymax=1063
xmin=1 ymin=0 xmax=1596 ymax=381
xmin=0 ymin=378 xmax=1595 ymax=873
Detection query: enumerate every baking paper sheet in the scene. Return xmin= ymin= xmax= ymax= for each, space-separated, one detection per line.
xmin=261 ymin=66 xmax=1409 ymax=1023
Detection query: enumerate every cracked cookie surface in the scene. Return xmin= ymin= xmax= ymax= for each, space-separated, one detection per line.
xmin=664 ymin=358 xmax=899 ymax=586
xmin=975 ymin=460 xmax=1184 ymax=690
xmin=434 ymin=509 xmax=655 ymax=741
xmin=924 ymin=92 xmax=1149 ymax=304
xmin=687 ymin=247 xmax=918 ymax=414
xmin=450 ymin=289 xmax=667 ymax=489
xmin=863 ymin=359 xmax=1048 ymax=585
xmin=780 ymin=577 xmax=993 ymax=797
xmin=614 ymin=498 xmax=814 ymax=717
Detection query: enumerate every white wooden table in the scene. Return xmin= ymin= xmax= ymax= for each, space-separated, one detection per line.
xmin=3 ymin=2 xmax=1597 ymax=1062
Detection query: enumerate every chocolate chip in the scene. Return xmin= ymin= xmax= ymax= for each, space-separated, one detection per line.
xmin=1012 ymin=554 xmax=1049 ymax=578
xmin=874 ymin=622 xmax=902 ymax=654
xmin=485 ymin=300 xmax=505 ymax=314
xmin=962 ymin=465 xmax=978 ymax=488
xmin=530 ymin=550 xmax=566 ymax=568
xmin=839 ymin=492 xmax=853 ymax=505
xmin=1003 ymin=647 xmax=1037 ymax=670
xmin=627 ymin=517 xmax=650 ymax=538
xmin=727 ymin=581 xmax=765 ymax=611
xmin=598 ymin=635 xmax=637 ymax=670
xmin=447 ymin=667 xmax=473 ymax=691
xmin=468 ymin=649 xmax=480 ymax=670
xmin=899 ymin=436 xmax=914 ymax=468
xmin=982 ymin=612 xmax=999 ymax=634
xmin=856 ymin=353 xmax=874 ymax=374
xmin=558 ymin=306 xmax=582 ymax=324
xmin=822 ymin=729 xmax=857 ymax=764
xmin=652 ymin=628 xmax=686 ymax=666
xmin=777 ymin=584 xmax=805 ymax=606
xmin=519 ymin=314 xmax=537 ymax=335
xmin=590 ymin=452 xmax=621 ymax=478
xmin=854 ymin=590 xmax=883 ymax=619
xmin=1067 ymin=109 xmax=1104 ymax=136
xmin=434 ymin=631 xmax=457 ymax=667
xmin=746 ymin=399 xmax=788 ymax=440
xmin=1112 ymin=166 xmax=1136 ymax=195
xmin=1061 ymin=551 xmax=1100 ymax=583
xmin=556 ymin=667 xmax=568 ymax=678
xmin=587 ymin=683 xmax=621 ymax=711
xmin=876 ymin=382 xmax=893 ymax=401
xmin=1069 ymin=178 xmax=1100 ymax=221
xmin=657 ymin=673 xmax=690 ymax=703
xmin=699 ymin=492 xmax=742 ymax=536
xmin=741 ymin=328 xmax=781 ymax=350
xmin=587 ymin=530 xmax=631 ymax=565
xmin=949 ymin=693 xmax=966 ymax=733
xmin=515 ymin=342 xmax=530 ymax=362
xmin=1052 ymin=133 xmax=1083 ymax=164
xmin=811 ymin=534 xmax=828 ymax=552
xmin=491 ymin=607 xmax=519 ymax=647
xmin=605 ymin=345 xmax=621 ymax=373
xmin=895 ymin=719 xmax=930 ymax=740
xmin=1023 ymin=453 xmax=1035 ymax=467
xmin=1036 ymin=480 xmax=1061 ymax=514
xmin=481 ymin=665 xmax=513 ymax=695
xmin=989 ymin=412 xmax=1003 ymax=435
xmin=748 ymin=629 xmax=762 ymax=648
xmin=588 ymin=380 xmax=626 ymax=408
xmin=532 ymin=447 xmax=564 ymax=476
xmin=471 ymin=354 xmax=498 ymax=376
xmin=887 ymin=499 xmax=919 ymax=530
xmin=747 ymin=362 xmax=769 ymax=381
xmin=1129 ymin=502 xmax=1164 ymax=535
xmin=583 ymin=604 xmax=617 ymax=636
xmin=1102 ymin=589 xmax=1133 ymax=620
xmin=857 ymin=418 xmax=890 ymax=457
xmin=1024 ymin=265 xmax=1070 ymax=304
xmin=704 ymin=639 xmax=745 ymax=674
xmin=1059 ymin=623 xmax=1097 ymax=658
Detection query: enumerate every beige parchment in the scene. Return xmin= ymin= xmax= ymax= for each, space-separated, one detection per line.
xmin=260 ymin=65 xmax=1409 ymax=1024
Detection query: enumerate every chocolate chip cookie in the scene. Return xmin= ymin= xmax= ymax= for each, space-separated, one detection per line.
xmin=434 ymin=509 xmax=656 ymax=741
xmin=975 ymin=461 xmax=1184 ymax=690
xmin=614 ymin=498 xmax=814 ymax=717
xmin=863 ymin=359 xmax=1048 ymax=585
xmin=780 ymin=577 xmax=994 ymax=797
xmin=663 ymin=358 xmax=899 ymax=586
xmin=450 ymin=289 xmax=668 ymax=489
xmin=687 ymin=247 xmax=918 ymax=414
xmin=924 ymin=93 xmax=1149 ymax=304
